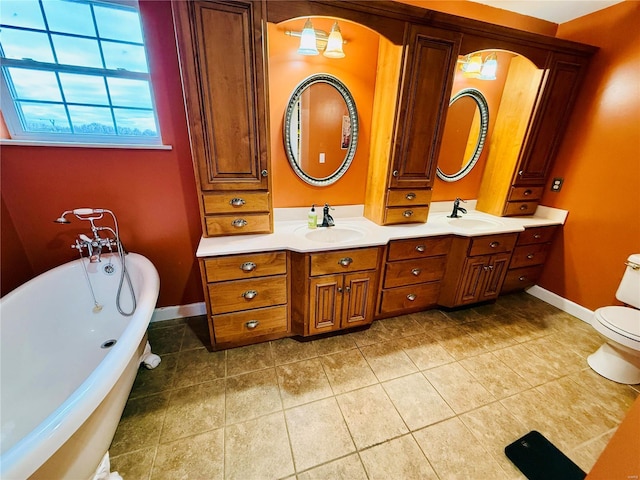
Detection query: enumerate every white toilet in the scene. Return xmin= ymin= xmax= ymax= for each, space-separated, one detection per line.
xmin=587 ymin=254 xmax=640 ymax=384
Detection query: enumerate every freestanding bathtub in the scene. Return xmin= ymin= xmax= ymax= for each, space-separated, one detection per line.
xmin=0 ymin=252 xmax=160 ymax=479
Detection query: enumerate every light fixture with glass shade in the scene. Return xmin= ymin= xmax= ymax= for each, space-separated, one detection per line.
xmin=296 ymin=18 xmax=319 ymax=56
xmin=323 ymin=22 xmax=345 ymax=58
xmin=285 ymin=19 xmax=346 ymax=58
xmin=459 ymin=52 xmax=498 ymax=80
xmin=478 ymin=52 xmax=498 ymax=80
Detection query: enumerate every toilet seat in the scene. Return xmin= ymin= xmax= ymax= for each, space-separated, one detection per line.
xmin=593 ymin=306 xmax=640 ymax=350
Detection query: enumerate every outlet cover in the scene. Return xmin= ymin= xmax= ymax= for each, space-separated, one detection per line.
xmin=551 ymin=177 xmax=564 ymax=192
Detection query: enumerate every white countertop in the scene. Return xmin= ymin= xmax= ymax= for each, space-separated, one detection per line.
xmin=196 ymin=200 xmax=567 ymax=257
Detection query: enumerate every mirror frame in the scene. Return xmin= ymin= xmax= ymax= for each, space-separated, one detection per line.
xmin=283 ymin=73 xmax=359 ymax=186
xmin=436 ymin=87 xmax=489 ymax=183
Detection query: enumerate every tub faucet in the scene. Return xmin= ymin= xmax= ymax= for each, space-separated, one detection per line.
xmin=448 ymin=197 xmax=467 ymax=218
xmin=320 ymin=203 xmax=335 ymax=227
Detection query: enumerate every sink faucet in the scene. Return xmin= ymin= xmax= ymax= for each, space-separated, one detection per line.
xmin=448 ymin=197 xmax=467 ymax=218
xmin=320 ymin=203 xmax=335 ymax=227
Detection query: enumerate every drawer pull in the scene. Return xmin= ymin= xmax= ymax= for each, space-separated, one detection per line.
xmin=489 ymin=241 xmax=500 ymax=248
xmin=533 ymin=234 xmax=542 ymax=239
xmin=242 ymin=290 xmax=258 ymax=299
xmin=229 ymin=197 xmax=246 ymax=207
xmin=523 ymin=189 xmax=532 ymax=196
xmin=392 ymin=170 xmax=399 ymax=177
xmin=240 ymin=262 xmax=257 ymax=272
xmin=403 ymin=210 xmax=414 ymax=218
xmin=232 ymin=218 xmax=248 ymax=228
xmin=405 ymin=192 xmax=416 ymax=201
xmin=261 ymin=169 xmax=268 ymax=177
xmin=483 ymin=265 xmax=494 ymax=271
xmin=406 ymin=293 xmax=417 ymax=301
xmin=527 ymin=253 xmax=535 ymax=259
xmin=411 ymin=268 xmax=421 ymax=276
xmin=415 ymin=244 xmax=426 ymax=253
xmin=245 ymin=320 xmax=259 ymax=329
xmin=518 ymin=170 xmax=523 ymax=176
xmin=519 ymin=204 xmax=529 ymax=211
xmin=338 ymin=257 xmax=353 ymax=267
xmin=519 ymin=276 xmax=527 ymax=282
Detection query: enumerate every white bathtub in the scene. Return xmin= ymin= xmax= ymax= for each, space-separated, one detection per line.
xmin=0 ymin=253 xmax=160 ymax=479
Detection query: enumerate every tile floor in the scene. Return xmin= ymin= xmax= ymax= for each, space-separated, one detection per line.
xmin=110 ymin=292 xmax=639 ymax=479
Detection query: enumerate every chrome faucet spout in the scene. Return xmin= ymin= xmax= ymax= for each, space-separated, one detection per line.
xmin=448 ymin=197 xmax=467 ymax=218
xmin=320 ymin=203 xmax=335 ymax=227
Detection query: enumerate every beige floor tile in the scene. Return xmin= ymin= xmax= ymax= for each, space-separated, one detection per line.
xmin=492 ymin=343 xmax=563 ymax=386
xmin=360 ymin=339 xmax=418 ymax=382
xmin=347 ymin=320 xmax=392 ymax=347
xmin=225 ymin=412 xmax=294 ymax=480
xmin=410 ymin=309 xmax=457 ymax=329
xmin=161 ymin=379 xmax=225 ymax=443
xmin=277 ymin=357 xmax=333 ymax=408
xmin=360 ymin=434 xmax=438 ymax=480
xmin=461 ymin=317 xmax=519 ymax=350
xmin=320 ymin=348 xmax=378 ymax=395
xmin=129 ymin=353 xmax=178 ymax=399
xmin=110 ymin=391 xmax=170 ymax=456
xmin=271 ymin=337 xmax=318 ymax=365
xmin=383 ymin=372 xmax=455 ymax=430
xmin=397 ymin=333 xmax=456 ymax=370
xmin=226 ymin=341 xmax=274 ymax=376
xmin=442 ymin=307 xmax=483 ymax=324
xmin=285 ymin=397 xmax=356 ymax=471
xmin=312 ymin=333 xmax=358 ymax=355
xmin=181 ymin=315 xmax=210 ymax=350
xmin=414 ymin=417 xmax=510 ymax=480
xmin=460 ymin=352 xmax=532 ymax=399
xmin=377 ymin=314 xmax=424 ymax=337
xmin=173 ymin=347 xmax=225 ymax=388
xmin=297 ymin=453 xmax=367 ymax=480
xmin=152 ymin=428 xmax=224 ymax=480
xmin=110 ymin=447 xmax=156 ymax=480
xmin=423 ymin=362 xmax=495 ymax=414
xmin=225 ymin=368 xmax=282 ymax=424
xmin=568 ymin=369 xmax=639 ymax=422
xmin=489 ymin=310 xmax=549 ymax=342
xmin=569 ymin=430 xmax=615 ymax=473
xmin=522 ymin=335 xmax=587 ymax=375
xmin=337 ymin=384 xmax=408 ymax=449
xmin=429 ymin=325 xmax=489 ymax=359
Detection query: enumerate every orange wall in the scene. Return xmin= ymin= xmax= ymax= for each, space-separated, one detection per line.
xmin=0 ymin=1 xmax=203 ymax=307
xmin=537 ymin=1 xmax=640 ymax=311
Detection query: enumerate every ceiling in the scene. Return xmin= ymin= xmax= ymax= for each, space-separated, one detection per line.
xmin=469 ymin=0 xmax=623 ymax=24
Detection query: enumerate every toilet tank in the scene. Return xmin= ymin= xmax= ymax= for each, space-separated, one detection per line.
xmin=616 ymin=254 xmax=640 ymax=308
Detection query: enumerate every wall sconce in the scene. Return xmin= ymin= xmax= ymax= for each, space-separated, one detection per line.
xmin=459 ymin=52 xmax=498 ymax=80
xmin=286 ymin=19 xmax=346 ymax=58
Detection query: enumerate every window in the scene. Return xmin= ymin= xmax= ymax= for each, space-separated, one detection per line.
xmin=0 ymin=0 xmax=162 ymax=145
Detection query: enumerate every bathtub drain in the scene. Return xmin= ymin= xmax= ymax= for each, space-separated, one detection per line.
xmin=101 ymin=339 xmax=117 ymax=349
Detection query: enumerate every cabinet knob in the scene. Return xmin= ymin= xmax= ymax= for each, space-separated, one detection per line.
xmin=229 ymin=197 xmax=246 ymax=207
xmin=261 ymin=169 xmax=268 ymax=177
xmin=345 ymin=286 xmax=351 ymax=293
xmin=533 ymin=234 xmax=542 ymax=239
xmin=392 ymin=170 xmax=399 ymax=177
xmin=483 ymin=265 xmax=494 ymax=271
xmin=240 ymin=262 xmax=257 ymax=272
xmin=232 ymin=218 xmax=248 ymax=228
xmin=489 ymin=241 xmax=500 ymax=248
xmin=527 ymin=253 xmax=535 ymax=259
xmin=405 ymin=192 xmax=416 ymax=201
xmin=406 ymin=293 xmax=417 ymax=301
xmin=338 ymin=257 xmax=353 ymax=267
xmin=403 ymin=209 xmax=413 ymax=217
xmin=411 ymin=268 xmax=421 ymax=276
xmin=337 ymin=287 xmax=343 ymax=293
xmin=415 ymin=245 xmax=426 ymax=253
xmin=245 ymin=320 xmax=259 ymax=329
xmin=518 ymin=170 xmax=523 ymax=176
xmin=518 ymin=276 xmax=527 ymax=282
xmin=519 ymin=204 xmax=529 ymax=211
xmin=523 ymin=189 xmax=532 ymax=196
xmin=242 ymin=290 xmax=258 ymax=299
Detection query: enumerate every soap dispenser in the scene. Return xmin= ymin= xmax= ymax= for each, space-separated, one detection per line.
xmin=308 ymin=204 xmax=318 ymax=229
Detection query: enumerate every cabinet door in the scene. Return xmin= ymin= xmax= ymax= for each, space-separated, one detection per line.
xmin=514 ymin=52 xmax=588 ymax=186
xmin=456 ymin=256 xmax=489 ymax=305
xmin=390 ymin=25 xmax=461 ymax=189
xmin=309 ymin=275 xmax=342 ymax=335
xmin=174 ymin=1 xmax=269 ymax=191
xmin=341 ymin=272 xmax=376 ymax=329
xmin=480 ymin=253 xmax=512 ymax=301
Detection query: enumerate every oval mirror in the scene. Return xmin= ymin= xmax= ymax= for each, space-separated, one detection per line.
xmin=436 ymin=88 xmax=489 ymax=182
xmin=284 ymin=74 xmax=358 ymax=186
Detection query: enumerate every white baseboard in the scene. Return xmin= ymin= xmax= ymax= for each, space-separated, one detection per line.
xmin=151 ymin=302 xmax=206 ymax=323
xmin=526 ymin=285 xmax=594 ymax=324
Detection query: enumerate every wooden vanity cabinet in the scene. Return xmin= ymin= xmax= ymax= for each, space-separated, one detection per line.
xmin=377 ymin=236 xmax=451 ymax=317
xmin=173 ymin=0 xmax=273 ymax=237
xmin=290 ymin=247 xmax=382 ymax=336
xmin=502 ymin=225 xmax=558 ymax=293
xmin=439 ymin=233 xmax=518 ymax=307
xmin=200 ymin=251 xmax=290 ymax=349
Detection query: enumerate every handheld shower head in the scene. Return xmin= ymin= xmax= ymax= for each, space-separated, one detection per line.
xmin=54 ymin=210 xmax=73 ymax=224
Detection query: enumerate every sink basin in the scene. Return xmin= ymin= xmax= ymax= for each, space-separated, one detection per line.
xmin=300 ymin=226 xmax=366 ymax=244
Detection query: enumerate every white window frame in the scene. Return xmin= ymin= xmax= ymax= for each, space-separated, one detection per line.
xmin=0 ymin=0 xmax=164 ymax=146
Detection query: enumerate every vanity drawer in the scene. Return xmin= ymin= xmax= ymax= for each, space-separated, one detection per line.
xmin=203 ymin=191 xmax=270 ymax=214
xmin=517 ymin=226 xmax=558 ymax=245
xmin=205 ymin=213 xmax=272 ymax=236
xmin=510 ymin=244 xmax=549 ymax=268
xmin=383 ymin=256 xmax=447 ymax=288
xmin=502 ymin=265 xmax=544 ymax=292
xmin=310 ymin=247 xmax=380 ymax=276
xmin=507 ymin=186 xmax=544 ymax=202
xmin=383 ymin=206 xmax=430 ymax=225
xmin=387 ymin=236 xmax=452 ymax=261
xmin=468 ymin=233 xmax=518 ymax=256
xmin=386 ymin=189 xmax=432 ymax=207
xmin=213 ymin=305 xmax=288 ymax=343
xmin=380 ymin=282 xmax=440 ymax=313
xmin=503 ymin=201 xmax=539 ymax=216
xmin=203 ymin=251 xmax=287 ymax=282
xmin=208 ymin=275 xmax=287 ymax=314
